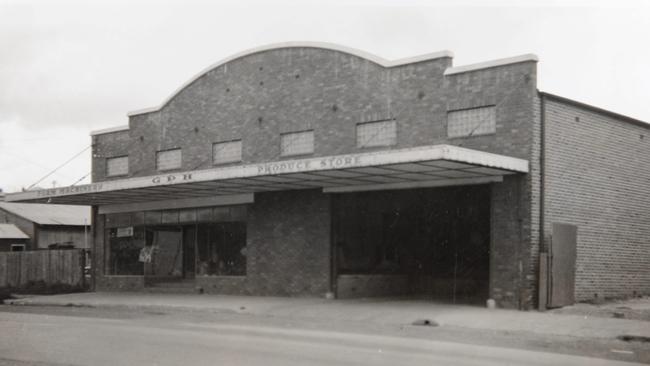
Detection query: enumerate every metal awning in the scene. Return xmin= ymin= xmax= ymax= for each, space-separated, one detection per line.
xmin=5 ymin=145 xmax=528 ymax=206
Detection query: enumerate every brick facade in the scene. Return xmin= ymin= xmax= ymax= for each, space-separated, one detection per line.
xmin=247 ymin=190 xmax=331 ymax=296
xmin=90 ymin=45 xmax=547 ymax=308
xmin=92 ymin=48 xmax=537 ymax=180
xmin=541 ymin=95 xmax=650 ymax=301
xmin=490 ymin=175 xmax=530 ymax=309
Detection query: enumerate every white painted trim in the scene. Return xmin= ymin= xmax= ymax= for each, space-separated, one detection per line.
xmin=5 ymin=144 xmax=528 ymax=203
xmin=444 ymin=54 xmax=538 ymax=76
xmin=323 ymin=176 xmax=503 ymax=193
xmin=97 ymin=193 xmax=253 ymax=214
xmin=90 ymin=125 xmax=130 ymax=136
xmin=127 ymin=42 xmax=454 ymax=117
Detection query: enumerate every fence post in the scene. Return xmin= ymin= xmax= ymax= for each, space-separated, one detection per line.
xmin=81 ymin=249 xmax=86 ymax=289
xmin=0 ymin=254 xmax=7 ymax=288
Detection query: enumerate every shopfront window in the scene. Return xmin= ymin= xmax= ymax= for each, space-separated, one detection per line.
xmin=107 ymin=226 xmax=145 ymax=275
xmin=196 ymin=222 xmax=246 ymax=276
xmin=104 ymin=206 xmax=247 ymax=277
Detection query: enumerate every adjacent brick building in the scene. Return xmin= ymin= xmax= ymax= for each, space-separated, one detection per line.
xmin=6 ymin=42 xmax=649 ymax=309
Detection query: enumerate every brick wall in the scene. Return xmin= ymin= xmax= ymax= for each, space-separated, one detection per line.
xmin=92 ymin=130 xmax=130 ymax=183
xmin=246 ymin=189 xmax=331 ymax=296
xmin=543 ymin=96 xmax=650 ymax=301
xmin=490 ymin=175 xmax=529 ymax=308
xmin=92 ymin=47 xmax=537 ymax=180
xmin=524 ymin=94 xmax=543 ymax=308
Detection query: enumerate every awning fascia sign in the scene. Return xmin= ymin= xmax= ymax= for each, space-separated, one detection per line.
xmin=5 ymin=144 xmax=528 ymax=203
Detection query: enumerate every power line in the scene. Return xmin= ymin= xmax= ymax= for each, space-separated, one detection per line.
xmin=0 ymin=151 xmax=74 ymax=179
xmin=70 ymin=172 xmax=91 ymax=186
xmin=27 ymin=145 xmax=91 ymax=190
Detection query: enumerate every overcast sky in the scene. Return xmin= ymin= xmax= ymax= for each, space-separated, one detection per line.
xmin=1 ymin=0 xmax=648 ymax=193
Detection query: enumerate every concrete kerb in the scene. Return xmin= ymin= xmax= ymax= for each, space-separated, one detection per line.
xmin=4 ymin=292 xmax=650 ymax=341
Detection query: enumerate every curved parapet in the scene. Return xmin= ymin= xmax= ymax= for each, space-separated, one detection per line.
xmin=127 ymin=42 xmax=453 ymax=117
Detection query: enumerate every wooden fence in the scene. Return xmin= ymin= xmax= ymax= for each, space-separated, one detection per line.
xmin=0 ymin=249 xmax=86 ymax=288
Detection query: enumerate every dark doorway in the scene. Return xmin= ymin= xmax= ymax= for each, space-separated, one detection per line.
xmin=333 ymin=185 xmax=491 ymax=304
xmin=182 ymin=225 xmax=196 ymax=279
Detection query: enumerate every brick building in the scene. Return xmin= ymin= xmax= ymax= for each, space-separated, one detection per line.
xmin=6 ymin=43 xmax=649 ymax=309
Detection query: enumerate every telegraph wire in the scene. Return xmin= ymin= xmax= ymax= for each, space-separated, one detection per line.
xmin=70 ymin=172 xmax=91 ymax=186
xmin=0 ymin=150 xmax=74 ymax=179
xmin=26 ymin=145 xmax=91 ymax=190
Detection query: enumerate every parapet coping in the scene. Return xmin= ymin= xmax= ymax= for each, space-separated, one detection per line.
xmin=444 ymin=54 xmax=538 ymax=76
xmin=90 ymin=125 xmax=129 ymax=136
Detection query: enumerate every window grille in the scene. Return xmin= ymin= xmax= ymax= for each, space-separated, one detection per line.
xmin=213 ymin=140 xmax=242 ymax=164
xmin=156 ymin=149 xmax=182 ymax=171
xmin=447 ymin=106 xmax=496 ymax=138
xmin=356 ymin=120 xmax=397 ymax=148
xmin=280 ymin=130 xmax=314 ymax=156
xmin=106 ymin=156 xmax=128 ymax=176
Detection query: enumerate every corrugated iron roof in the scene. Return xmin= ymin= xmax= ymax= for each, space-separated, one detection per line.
xmin=0 ymin=202 xmax=90 ymax=226
xmin=0 ymin=223 xmax=29 ymax=239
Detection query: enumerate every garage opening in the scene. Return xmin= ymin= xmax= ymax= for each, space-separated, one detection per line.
xmin=333 ymin=185 xmax=491 ymax=304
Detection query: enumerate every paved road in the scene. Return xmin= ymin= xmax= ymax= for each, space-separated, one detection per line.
xmin=0 ymin=310 xmax=641 ymax=366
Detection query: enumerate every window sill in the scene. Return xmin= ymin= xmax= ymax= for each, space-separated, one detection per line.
xmin=356 ymin=144 xmax=397 ymax=152
xmin=447 ymin=132 xmax=496 ymax=140
xmin=279 ymin=152 xmax=314 ymax=159
xmin=213 ymin=160 xmax=243 ymax=167
xmin=196 ymin=275 xmax=246 ymax=278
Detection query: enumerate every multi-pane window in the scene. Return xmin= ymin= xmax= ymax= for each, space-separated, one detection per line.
xmin=356 ymin=120 xmax=397 ymax=148
xmin=105 ymin=206 xmax=247 ymax=276
xmin=10 ymin=244 xmax=25 ymax=252
xmin=106 ymin=156 xmax=128 ymax=177
xmin=447 ymin=106 xmax=496 ymax=138
xmin=280 ymin=130 xmax=314 ymax=156
xmin=213 ymin=140 xmax=242 ymax=165
xmin=156 ymin=149 xmax=182 ymax=171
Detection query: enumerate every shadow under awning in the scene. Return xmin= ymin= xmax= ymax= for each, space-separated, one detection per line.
xmin=5 ymin=144 xmax=528 ymax=206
